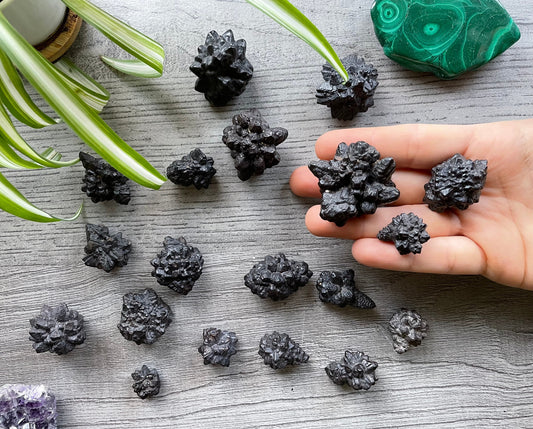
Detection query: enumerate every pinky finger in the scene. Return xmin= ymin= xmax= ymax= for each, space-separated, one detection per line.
xmin=352 ymin=236 xmax=487 ymax=276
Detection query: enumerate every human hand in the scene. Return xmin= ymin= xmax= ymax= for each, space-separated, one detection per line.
xmin=290 ymin=120 xmax=533 ymax=290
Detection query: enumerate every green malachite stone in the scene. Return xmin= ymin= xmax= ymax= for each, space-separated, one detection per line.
xmin=371 ymin=0 xmax=521 ymax=79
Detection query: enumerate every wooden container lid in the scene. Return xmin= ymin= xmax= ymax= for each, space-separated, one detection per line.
xmin=36 ymin=9 xmax=82 ymax=62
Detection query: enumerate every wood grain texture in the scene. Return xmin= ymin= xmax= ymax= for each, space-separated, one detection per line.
xmin=1 ymin=0 xmax=533 ymax=427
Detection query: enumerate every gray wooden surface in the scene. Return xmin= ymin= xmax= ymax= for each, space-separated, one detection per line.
xmin=1 ymin=0 xmax=533 ymax=427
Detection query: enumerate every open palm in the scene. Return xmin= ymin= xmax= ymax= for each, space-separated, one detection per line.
xmin=290 ymin=120 xmax=533 ymax=290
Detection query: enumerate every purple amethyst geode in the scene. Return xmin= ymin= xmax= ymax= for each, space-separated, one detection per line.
xmin=0 ymin=384 xmax=57 ymax=429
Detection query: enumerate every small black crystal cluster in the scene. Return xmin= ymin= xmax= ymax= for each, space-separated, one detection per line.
xmin=167 ymin=148 xmax=217 ymax=189
xmin=258 ymin=331 xmax=309 ymax=370
xmin=309 ymin=141 xmax=400 ymax=226
xmin=316 ymin=55 xmax=379 ymax=121
xmin=83 ymin=224 xmax=132 ymax=272
xmin=223 ymin=109 xmax=288 ymax=181
xmin=29 ymin=303 xmax=86 ymax=355
xmin=80 ymin=152 xmax=131 ymax=205
xmin=389 ymin=309 xmax=428 ymax=354
xmin=131 ymin=365 xmax=160 ymax=399
xmin=316 ymin=269 xmax=375 ymax=309
xmin=244 ymin=253 xmax=313 ymax=300
xmin=325 ymin=350 xmax=378 ymax=390
xmin=377 ymin=213 xmax=430 ymax=255
xmin=190 ymin=30 xmax=253 ymax=106
xmin=198 ymin=328 xmax=238 ymax=367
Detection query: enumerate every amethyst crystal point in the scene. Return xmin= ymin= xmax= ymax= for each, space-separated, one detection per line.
xmin=244 ymin=253 xmax=313 ymax=301
xmin=190 ymin=29 xmax=254 ymax=106
xmin=325 ymin=350 xmax=378 ymax=391
xmin=29 ymin=303 xmax=86 ymax=355
xmin=222 ymin=109 xmax=288 ymax=181
xmin=389 ymin=308 xmax=428 ymax=354
xmin=167 ymin=148 xmax=217 ymax=189
xmin=80 ymin=151 xmax=131 ymax=205
xmin=377 ymin=213 xmax=430 ymax=255
xmin=258 ymin=331 xmax=309 ymax=370
xmin=309 ymin=141 xmax=400 ymax=226
xmin=198 ymin=328 xmax=238 ymax=367
xmin=83 ymin=224 xmax=132 ymax=272
xmin=424 ymin=154 xmax=488 ymax=212
xmin=151 ymin=237 xmax=204 ymax=295
xmin=131 ymin=365 xmax=160 ymax=399
xmin=316 ymin=269 xmax=375 ymax=309
xmin=118 ymin=288 xmax=172 ymax=345
xmin=0 ymin=384 xmax=57 ymax=429
xmin=316 ymin=54 xmax=378 ymax=121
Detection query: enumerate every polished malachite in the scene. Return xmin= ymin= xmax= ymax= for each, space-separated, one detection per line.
xmin=371 ymin=0 xmax=521 ymax=79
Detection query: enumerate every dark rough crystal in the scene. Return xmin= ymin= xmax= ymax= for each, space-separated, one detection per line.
xmin=389 ymin=308 xmax=428 ymax=354
xmin=325 ymin=350 xmax=378 ymax=391
xmin=258 ymin=331 xmax=309 ymax=370
xmin=222 ymin=109 xmax=288 ymax=181
xmin=309 ymin=141 xmax=400 ymax=226
xmin=316 ymin=54 xmax=378 ymax=121
xmin=316 ymin=269 xmax=375 ymax=308
xmin=117 ymin=288 xmax=173 ymax=345
xmin=151 ymin=237 xmax=204 ymax=295
xmin=80 ymin=151 xmax=131 ymax=205
xmin=0 ymin=384 xmax=57 ymax=429
xmin=190 ymin=29 xmax=253 ymax=106
xmin=377 ymin=212 xmax=430 ymax=255
xmin=131 ymin=365 xmax=160 ymax=399
xmin=198 ymin=328 xmax=238 ymax=367
xmin=83 ymin=224 xmax=132 ymax=272
xmin=167 ymin=148 xmax=217 ymax=189
xmin=29 ymin=303 xmax=86 ymax=355
xmin=244 ymin=253 xmax=313 ymax=301
xmin=424 ymin=154 xmax=488 ymax=212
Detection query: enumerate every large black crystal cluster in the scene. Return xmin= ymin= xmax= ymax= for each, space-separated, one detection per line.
xmin=244 ymin=253 xmax=313 ymax=301
xmin=131 ymin=365 xmax=160 ymax=399
xmin=29 ymin=303 xmax=86 ymax=355
xmin=316 ymin=54 xmax=378 ymax=121
xmin=325 ymin=350 xmax=378 ymax=391
xmin=167 ymin=148 xmax=217 ymax=189
xmin=258 ymin=331 xmax=309 ymax=370
xmin=83 ymin=224 xmax=132 ymax=272
xmin=309 ymin=141 xmax=400 ymax=226
xmin=190 ymin=29 xmax=253 ymax=106
xmin=316 ymin=269 xmax=375 ymax=309
xmin=80 ymin=152 xmax=131 ymax=205
xmin=151 ymin=237 xmax=204 ymax=295
xmin=389 ymin=308 xmax=428 ymax=354
xmin=377 ymin=213 xmax=430 ymax=255
xmin=117 ymin=288 xmax=173 ymax=345
xmin=222 ymin=109 xmax=288 ymax=181
xmin=0 ymin=384 xmax=57 ymax=429
xmin=424 ymin=154 xmax=488 ymax=212
xmin=198 ymin=328 xmax=238 ymax=367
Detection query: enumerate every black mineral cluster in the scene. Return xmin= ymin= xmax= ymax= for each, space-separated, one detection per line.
xmin=309 ymin=141 xmax=400 ymax=226
xmin=83 ymin=224 xmax=132 ymax=272
xmin=389 ymin=308 xmax=428 ymax=354
xmin=117 ymin=288 xmax=173 ymax=345
xmin=79 ymin=151 xmax=131 ymax=205
xmin=316 ymin=269 xmax=375 ymax=309
xmin=377 ymin=213 xmax=430 ymax=255
xmin=258 ymin=331 xmax=309 ymax=370
xmin=424 ymin=154 xmax=488 ymax=212
xmin=316 ymin=54 xmax=379 ymax=121
xmin=222 ymin=109 xmax=288 ymax=181
xmin=29 ymin=303 xmax=86 ymax=355
xmin=167 ymin=148 xmax=216 ymax=189
xmin=131 ymin=365 xmax=160 ymax=399
xmin=151 ymin=237 xmax=204 ymax=295
xmin=198 ymin=328 xmax=238 ymax=367
xmin=190 ymin=29 xmax=253 ymax=106
xmin=325 ymin=350 xmax=378 ymax=391
xmin=244 ymin=253 xmax=313 ymax=301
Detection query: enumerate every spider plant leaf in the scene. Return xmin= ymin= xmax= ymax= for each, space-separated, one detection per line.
xmin=0 ymin=171 xmax=82 ymax=222
xmin=61 ymin=0 xmax=165 ymax=78
xmin=0 ymin=12 xmax=166 ymax=189
xmin=245 ymin=0 xmax=349 ymax=82
xmin=100 ymin=58 xmax=162 ymax=78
